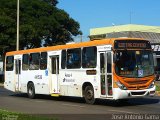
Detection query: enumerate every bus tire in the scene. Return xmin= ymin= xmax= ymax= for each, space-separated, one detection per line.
xmin=84 ymin=86 xmax=95 ymax=104
xmin=27 ymin=82 xmax=35 ymax=99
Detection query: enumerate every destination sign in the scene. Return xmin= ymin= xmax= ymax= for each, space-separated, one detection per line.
xmin=151 ymin=44 xmax=160 ymax=51
xmin=114 ymin=40 xmax=151 ymax=49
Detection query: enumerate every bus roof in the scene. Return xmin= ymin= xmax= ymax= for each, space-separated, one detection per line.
xmin=6 ymin=38 xmax=145 ymax=56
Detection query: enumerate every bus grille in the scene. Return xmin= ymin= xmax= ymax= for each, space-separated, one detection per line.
xmin=126 ymin=80 xmax=148 ymax=85
xmin=124 ymin=80 xmax=149 ymax=90
xmin=127 ymin=86 xmax=148 ymax=90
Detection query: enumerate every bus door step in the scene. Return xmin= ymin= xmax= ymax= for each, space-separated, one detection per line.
xmin=51 ymin=93 xmax=60 ymax=97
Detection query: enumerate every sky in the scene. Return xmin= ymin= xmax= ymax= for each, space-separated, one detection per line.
xmin=57 ymin=0 xmax=160 ymax=41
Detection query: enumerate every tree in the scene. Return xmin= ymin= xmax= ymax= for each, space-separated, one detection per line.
xmin=0 ymin=0 xmax=82 ymax=55
xmin=43 ymin=0 xmax=58 ymax=6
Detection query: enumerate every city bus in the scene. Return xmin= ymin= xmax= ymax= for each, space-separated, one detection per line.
xmin=4 ymin=38 xmax=156 ymax=104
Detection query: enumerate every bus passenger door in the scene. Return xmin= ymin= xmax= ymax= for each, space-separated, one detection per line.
xmin=15 ymin=59 xmax=21 ymax=91
xmin=50 ymin=56 xmax=60 ymax=96
xmin=100 ymin=52 xmax=113 ymax=97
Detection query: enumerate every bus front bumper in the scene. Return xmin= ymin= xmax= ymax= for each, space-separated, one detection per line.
xmin=113 ymin=86 xmax=156 ymax=100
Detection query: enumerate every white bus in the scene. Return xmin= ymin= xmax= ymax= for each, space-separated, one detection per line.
xmin=4 ymin=38 xmax=155 ymax=104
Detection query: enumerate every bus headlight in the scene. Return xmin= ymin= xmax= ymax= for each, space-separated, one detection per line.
xmin=116 ymin=81 xmax=127 ymax=90
xmin=148 ymin=81 xmax=155 ymax=89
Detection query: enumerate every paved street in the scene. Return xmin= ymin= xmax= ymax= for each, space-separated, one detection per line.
xmin=0 ymin=86 xmax=160 ymax=120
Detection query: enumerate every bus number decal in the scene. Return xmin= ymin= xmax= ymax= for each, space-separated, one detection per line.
xmin=63 ymin=73 xmax=75 ymax=82
xmin=34 ymin=75 xmax=42 ymax=79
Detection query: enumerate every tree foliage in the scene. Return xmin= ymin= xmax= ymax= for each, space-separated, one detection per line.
xmin=0 ymin=0 xmax=82 ymax=55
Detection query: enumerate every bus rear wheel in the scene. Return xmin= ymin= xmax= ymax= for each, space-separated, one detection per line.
xmin=84 ymin=86 xmax=95 ymax=104
xmin=27 ymin=82 xmax=35 ymax=99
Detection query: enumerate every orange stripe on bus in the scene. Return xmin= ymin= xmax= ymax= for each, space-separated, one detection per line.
xmin=6 ymin=38 xmax=144 ymax=56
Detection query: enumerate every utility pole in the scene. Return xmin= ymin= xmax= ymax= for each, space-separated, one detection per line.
xmin=16 ymin=0 xmax=19 ymax=51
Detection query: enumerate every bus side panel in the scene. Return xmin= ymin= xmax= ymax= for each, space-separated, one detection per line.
xmin=4 ymin=71 xmax=15 ymax=92
xmin=22 ymin=70 xmax=50 ymax=95
xmin=20 ymin=70 xmax=29 ymax=93
xmin=59 ymin=70 xmax=83 ymax=97
xmin=34 ymin=70 xmax=50 ymax=95
xmin=59 ymin=69 xmax=100 ymax=98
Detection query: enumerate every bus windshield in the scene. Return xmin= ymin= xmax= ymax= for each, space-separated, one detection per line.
xmin=115 ymin=50 xmax=154 ymax=78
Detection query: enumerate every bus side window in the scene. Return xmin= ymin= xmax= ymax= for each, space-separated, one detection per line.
xmin=67 ymin=48 xmax=81 ymax=69
xmin=61 ymin=50 xmax=66 ymax=69
xmin=40 ymin=52 xmax=47 ymax=70
xmin=82 ymin=46 xmax=97 ymax=68
xmin=22 ymin=54 xmax=29 ymax=70
xmin=6 ymin=56 xmax=14 ymax=71
xmin=107 ymin=52 xmax=112 ymax=73
xmin=29 ymin=53 xmax=40 ymax=70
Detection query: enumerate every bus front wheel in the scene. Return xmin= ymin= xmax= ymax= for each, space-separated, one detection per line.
xmin=84 ymin=86 xmax=95 ymax=104
xmin=27 ymin=82 xmax=35 ymax=99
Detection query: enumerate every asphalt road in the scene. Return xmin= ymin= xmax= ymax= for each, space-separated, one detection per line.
xmin=0 ymin=86 xmax=160 ymax=120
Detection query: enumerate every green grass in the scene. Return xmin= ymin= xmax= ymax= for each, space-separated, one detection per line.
xmin=155 ymin=81 xmax=160 ymax=92
xmin=0 ymin=109 xmax=58 ymax=120
xmin=156 ymin=84 xmax=160 ymax=91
